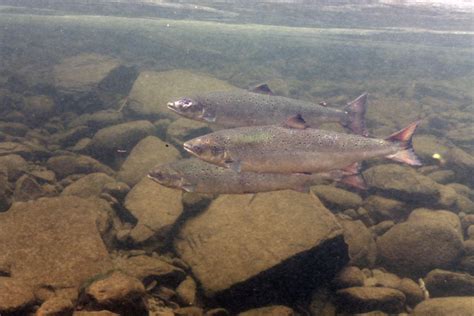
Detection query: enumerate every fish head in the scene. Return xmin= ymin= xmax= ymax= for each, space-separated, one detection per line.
xmin=167 ymin=97 xmax=205 ymax=119
xmin=148 ymin=165 xmax=185 ymax=189
xmin=183 ymin=136 xmax=228 ymax=166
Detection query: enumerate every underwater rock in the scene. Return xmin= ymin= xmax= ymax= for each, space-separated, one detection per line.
xmin=82 ymin=271 xmax=146 ymax=315
xmin=396 ymin=278 xmax=424 ymax=307
xmin=23 ymin=95 xmax=56 ymax=123
xmin=424 ymin=269 xmax=474 ymax=297
xmin=13 ymin=174 xmax=54 ymax=202
xmin=0 ymin=141 xmax=49 ymax=160
xmin=0 ymin=196 xmax=113 ymax=300
xmin=47 ymin=154 xmax=115 ymax=179
xmin=363 ymin=164 xmax=440 ymax=204
xmin=174 ymin=306 xmax=205 ymax=315
xmin=54 ymin=54 xmax=121 ymax=93
xmin=408 ymin=208 xmax=463 ymax=237
xmin=53 ymin=53 xmax=130 ymax=112
xmin=332 ymin=266 xmax=366 ymax=289
xmin=68 ymin=110 xmax=124 ymax=130
xmin=174 ymin=191 xmax=348 ymax=310
xmin=339 ymin=219 xmax=377 ymax=268
xmin=86 ymin=120 xmax=155 ymax=161
xmin=61 ymin=172 xmax=117 ymax=198
xmin=73 ymin=311 xmax=120 ymax=316
xmin=112 ymin=255 xmax=185 ymax=287
xmin=176 ymin=276 xmax=198 ymax=306
xmin=464 ymin=240 xmax=474 ymax=256
xmin=370 ymin=220 xmax=395 ymax=236
xmin=118 ymin=136 xmax=180 ymax=187
xmin=426 ymin=169 xmax=455 ymax=184
xmin=126 ymin=70 xmax=235 ymax=119
xmin=166 ymin=118 xmax=213 ymax=148
xmin=311 ymin=185 xmax=362 ymax=211
xmin=370 ymin=270 xmax=401 ymax=289
xmin=412 ymin=134 xmax=450 ymax=164
xmin=0 ymin=164 xmax=11 ymax=207
xmin=335 ymin=286 xmax=405 ymax=314
xmin=124 ymin=178 xmax=183 ymax=245
xmin=362 ymin=195 xmax=407 ymax=223
xmin=411 ymin=296 xmax=474 ymax=315
xmin=36 ymin=296 xmax=74 ymax=316
xmin=376 ymin=210 xmax=464 ymax=277
xmin=459 ymin=256 xmax=474 ymax=274
xmin=102 ymin=181 xmax=130 ymax=202
xmin=53 ymin=125 xmax=92 ymax=147
xmin=237 ymin=305 xmax=295 ymax=316
xmin=0 ymin=122 xmax=29 ymax=137
xmin=0 ymin=278 xmax=35 ymax=314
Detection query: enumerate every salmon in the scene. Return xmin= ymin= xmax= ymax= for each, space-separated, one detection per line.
xmin=148 ymin=158 xmax=365 ymax=194
xmin=182 ymin=115 xmax=421 ymax=174
xmin=167 ymin=85 xmax=369 ymax=136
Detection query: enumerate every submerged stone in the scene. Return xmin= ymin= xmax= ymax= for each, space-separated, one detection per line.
xmin=411 ymin=297 xmax=474 ymax=315
xmin=0 ymin=196 xmax=113 ymax=294
xmin=124 ymin=178 xmax=183 ymax=245
xmin=174 ymin=190 xmax=348 ymax=310
xmin=118 ymin=136 xmax=180 ymax=187
xmin=376 ymin=213 xmax=464 ymax=277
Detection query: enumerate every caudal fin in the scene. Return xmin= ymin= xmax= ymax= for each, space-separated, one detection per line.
xmin=385 ymin=120 xmax=422 ymax=166
xmin=344 ymin=93 xmax=368 ymax=137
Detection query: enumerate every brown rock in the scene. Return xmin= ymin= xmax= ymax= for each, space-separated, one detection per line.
xmin=13 ymin=174 xmax=51 ymax=202
xmin=117 ymin=135 xmax=180 ymax=187
xmin=363 ymin=195 xmax=407 ymax=223
xmin=61 ymin=172 xmax=116 ymax=198
xmin=396 ymin=278 xmax=424 ymax=307
xmin=177 ymin=276 xmax=198 ymax=306
xmin=0 ymin=278 xmax=35 ymax=314
xmin=424 ymin=269 xmax=474 ymax=297
xmin=84 ymin=271 xmax=145 ymax=313
xmin=311 ymin=185 xmax=362 ymax=211
xmin=124 ymin=178 xmax=183 ymax=245
xmin=376 ymin=219 xmax=464 ymax=277
xmin=339 ymin=219 xmax=377 ymax=268
xmin=73 ymin=311 xmax=120 ymax=316
xmin=36 ymin=296 xmax=74 ymax=316
xmin=412 ymin=297 xmax=474 ymax=315
xmin=47 ymin=154 xmax=115 ymax=179
xmin=332 ymin=266 xmax=365 ymax=289
xmin=335 ymin=287 xmax=405 ymax=314
xmin=237 ymin=305 xmax=295 ymax=316
xmin=175 ymin=306 xmax=204 ymax=316
xmin=0 ymin=154 xmax=27 ymax=181
xmin=174 ymin=191 xmax=348 ymax=308
xmin=112 ymin=255 xmax=185 ymax=287
xmin=0 ymin=196 xmax=113 ymax=293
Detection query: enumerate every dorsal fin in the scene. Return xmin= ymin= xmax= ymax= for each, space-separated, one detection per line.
xmin=385 ymin=120 xmax=420 ymax=143
xmin=251 ymin=83 xmax=274 ymax=95
xmin=283 ymin=114 xmax=308 ymax=129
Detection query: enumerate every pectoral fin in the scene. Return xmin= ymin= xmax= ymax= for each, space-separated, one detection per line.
xmin=225 ymin=160 xmax=241 ymax=173
xmin=283 ymin=114 xmax=308 ymax=129
xmin=201 ymin=108 xmax=216 ymax=122
xmin=251 ymin=83 xmax=274 ymax=95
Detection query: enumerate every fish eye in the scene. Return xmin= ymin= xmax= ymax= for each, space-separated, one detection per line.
xmin=210 ymin=145 xmax=222 ymax=156
xmin=181 ymin=98 xmax=193 ymax=108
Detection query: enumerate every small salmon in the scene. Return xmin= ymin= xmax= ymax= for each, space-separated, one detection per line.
xmin=182 ymin=115 xmax=421 ymax=174
xmin=148 ymin=158 xmax=365 ymax=194
xmin=167 ymin=85 xmax=369 ymax=136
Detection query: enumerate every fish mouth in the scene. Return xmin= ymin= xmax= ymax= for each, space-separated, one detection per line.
xmin=167 ymin=102 xmax=178 ymax=112
xmin=183 ymin=142 xmax=196 ymax=155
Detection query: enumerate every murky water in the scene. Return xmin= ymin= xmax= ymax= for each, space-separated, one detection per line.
xmin=0 ymin=1 xmax=473 ymax=315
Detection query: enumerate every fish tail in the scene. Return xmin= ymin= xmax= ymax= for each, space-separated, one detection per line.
xmin=385 ymin=120 xmax=422 ymax=166
xmin=344 ymin=93 xmax=368 ymax=137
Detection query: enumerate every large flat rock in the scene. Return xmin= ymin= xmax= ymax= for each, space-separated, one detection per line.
xmin=174 ymin=190 xmax=348 ymax=309
xmin=0 ymin=196 xmax=113 ymax=292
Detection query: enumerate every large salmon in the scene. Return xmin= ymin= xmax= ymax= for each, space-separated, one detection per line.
xmin=182 ymin=115 xmax=421 ymax=174
xmin=167 ymin=85 xmax=368 ymax=136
